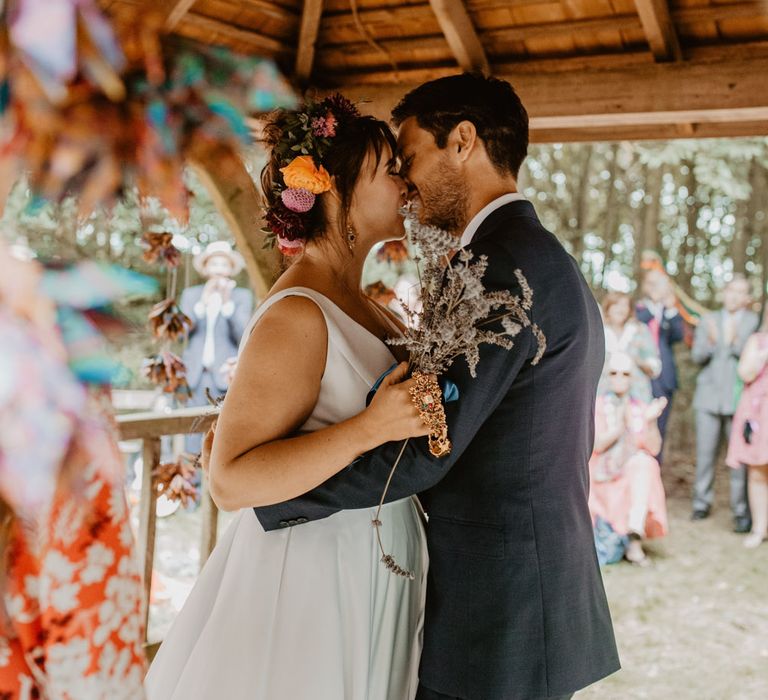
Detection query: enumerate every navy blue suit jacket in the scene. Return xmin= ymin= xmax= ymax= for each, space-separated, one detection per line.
xmin=636 ymin=302 xmax=685 ymax=395
xmin=254 ymin=201 xmax=620 ymax=699
xmin=179 ymin=285 xmax=252 ymax=392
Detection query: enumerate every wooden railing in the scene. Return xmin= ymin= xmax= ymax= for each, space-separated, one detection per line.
xmin=116 ymin=405 xmax=220 ymax=653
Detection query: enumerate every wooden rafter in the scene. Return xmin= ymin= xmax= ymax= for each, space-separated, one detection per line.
xmin=178 ymin=13 xmax=288 ymax=55
xmin=428 ymin=0 xmax=489 ymax=73
xmin=531 ymin=121 xmax=768 ymax=145
xmin=675 ymin=1 xmax=768 ymax=24
xmin=164 ymin=0 xmax=197 ymax=30
xmin=633 ymin=0 xmax=683 ymax=61
xmin=331 ymin=55 xmax=768 ymax=142
xmin=295 ymin=0 xmax=325 ymax=83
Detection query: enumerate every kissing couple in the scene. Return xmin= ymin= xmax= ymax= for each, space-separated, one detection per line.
xmin=146 ymin=73 xmax=620 ymax=700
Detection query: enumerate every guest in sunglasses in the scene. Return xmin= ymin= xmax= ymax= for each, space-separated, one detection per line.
xmin=600 ymin=291 xmax=660 ymax=403
xmin=589 ymin=352 xmax=669 ymax=565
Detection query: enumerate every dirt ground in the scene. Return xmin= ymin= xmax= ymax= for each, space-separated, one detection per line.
xmin=144 ymin=447 xmax=767 ymax=699
xmin=580 ymin=449 xmax=768 ymax=700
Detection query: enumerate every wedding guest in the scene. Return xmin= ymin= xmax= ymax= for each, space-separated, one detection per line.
xmin=0 ymin=245 xmax=146 ymax=698
xmin=726 ymin=315 xmax=768 ymax=548
xmin=691 ymin=275 xmax=758 ymax=530
xmin=601 ymin=291 xmax=660 ymax=402
xmin=636 ymin=268 xmax=685 ymax=457
xmin=589 ymin=352 xmax=669 ymax=565
xmin=180 ymin=240 xmax=253 ymax=453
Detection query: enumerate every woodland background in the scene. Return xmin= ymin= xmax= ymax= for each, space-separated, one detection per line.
xmin=7 ymin=137 xmax=766 ymax=699
xmin=4 ymin=135 xmax=768 ymax=448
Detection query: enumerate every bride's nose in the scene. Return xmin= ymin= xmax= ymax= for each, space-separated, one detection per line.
xmin=391 ymin=174 xmax=408 ymax=198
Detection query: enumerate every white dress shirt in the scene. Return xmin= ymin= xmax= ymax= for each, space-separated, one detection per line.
xmin=194 ymin=293 xmax=235 ymax=370
xmin=459 ymin=192 xmax=527 ymax=248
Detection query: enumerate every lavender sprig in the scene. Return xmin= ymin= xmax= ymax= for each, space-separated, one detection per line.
xmin=372 ymin=203 xmax=546 ymax=580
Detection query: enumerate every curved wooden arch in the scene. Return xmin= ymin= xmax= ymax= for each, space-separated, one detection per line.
xmin=186 ymin=140 xmax=280 ymax=300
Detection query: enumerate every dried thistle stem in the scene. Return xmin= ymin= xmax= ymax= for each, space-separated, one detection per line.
xmin=372 ymin=438 xmax=415 ymax=580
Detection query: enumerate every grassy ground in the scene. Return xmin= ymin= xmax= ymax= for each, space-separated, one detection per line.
xmin=580 ymin=450 xmax=768 ymax=700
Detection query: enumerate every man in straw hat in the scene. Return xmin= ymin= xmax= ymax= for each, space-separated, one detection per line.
xmin=181 ymin=240 xmax=253 ymax=454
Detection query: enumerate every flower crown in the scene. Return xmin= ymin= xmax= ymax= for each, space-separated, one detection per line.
xmin=262 ymin=94 xmax=360 ymax=255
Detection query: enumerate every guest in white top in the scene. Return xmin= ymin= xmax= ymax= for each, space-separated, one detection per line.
xmin=599 ymin=291 xmax=660 ymax=403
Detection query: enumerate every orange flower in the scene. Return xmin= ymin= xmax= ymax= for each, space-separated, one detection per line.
xmin=280 ymin=156 xmax=332 ymax=194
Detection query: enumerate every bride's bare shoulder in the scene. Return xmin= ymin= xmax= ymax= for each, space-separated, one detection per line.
xmin=246 ymin=295 xmax=326 ymax=352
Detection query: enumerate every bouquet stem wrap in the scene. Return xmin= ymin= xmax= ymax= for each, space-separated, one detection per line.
xmin=409 ymin=371 xmax=451 ymax=457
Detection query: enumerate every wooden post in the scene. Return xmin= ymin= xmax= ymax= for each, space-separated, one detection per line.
xmin=138 ymin=437 xmax=161 ymax=642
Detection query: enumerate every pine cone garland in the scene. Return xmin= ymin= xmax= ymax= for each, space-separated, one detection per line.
xmin=148 ymin=298 xmax=194 ymax=341
xmin=376 ymin=240 xmax=409 ymax=264
xmin=152 ymin=453 xmax=198 ymax=507
xmin=142 ymin=351 xmax=193 ymax=402
xmin=364 ymin=281 xmax=396 ymax=306
xmin=141 ymin=232 xmax=181 ymax=267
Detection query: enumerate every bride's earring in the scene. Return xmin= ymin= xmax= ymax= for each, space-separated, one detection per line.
xmin=346 ymin=225 xmax=357 ymax=254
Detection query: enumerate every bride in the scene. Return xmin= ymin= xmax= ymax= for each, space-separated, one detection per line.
xmin=145 ymin=96 xmax=431 ymax=699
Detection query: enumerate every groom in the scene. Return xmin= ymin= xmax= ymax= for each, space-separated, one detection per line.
xmin=254 ymin=74 xmax=619 ymax=699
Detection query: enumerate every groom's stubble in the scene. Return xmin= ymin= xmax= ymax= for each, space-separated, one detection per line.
xmin=417 ymin=152 xmax=471 ymax=236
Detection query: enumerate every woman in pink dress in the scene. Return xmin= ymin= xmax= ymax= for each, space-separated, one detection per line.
xmin=726 ymin=319 xmax=768 ymax=548
xmin=589 ymin=352 xmax=669 ymax=564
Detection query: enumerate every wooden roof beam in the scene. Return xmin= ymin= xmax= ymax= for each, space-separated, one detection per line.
xmin=295 ymin=0 xmax=325 ymax=83
xmin=633 ymin=0 xmax=683 ymax=61
xmin=428 ymin=0 xmax=489 ymax=73
xmin=164 ymin=0 xmax=197 ymax=30
xmin=178 ymin=13 xmax=289 ymax=55
xmin=331 ymin=55 xmax=768 ymax=139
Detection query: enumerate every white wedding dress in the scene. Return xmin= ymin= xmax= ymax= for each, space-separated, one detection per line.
xmin=145 ymin=287 xmax=428 ymax=700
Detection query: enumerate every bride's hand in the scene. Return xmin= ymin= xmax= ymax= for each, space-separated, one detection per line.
xmin=362 ymin=362 xmax=432 ymax=443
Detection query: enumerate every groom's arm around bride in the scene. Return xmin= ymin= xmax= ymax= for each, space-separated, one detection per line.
xmin=254 ymin=74 xmax=620 ymax=700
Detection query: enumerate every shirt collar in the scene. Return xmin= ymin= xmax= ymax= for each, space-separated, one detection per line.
xmin=459 ymin=192 xmax=526 ymax=248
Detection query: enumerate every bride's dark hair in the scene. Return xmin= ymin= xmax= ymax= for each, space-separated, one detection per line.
xmin=260 ymin=111 xmax=397 ymax=246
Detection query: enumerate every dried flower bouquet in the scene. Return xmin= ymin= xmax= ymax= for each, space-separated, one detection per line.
xmin=373 ymin=203 xmax=547 ymax=578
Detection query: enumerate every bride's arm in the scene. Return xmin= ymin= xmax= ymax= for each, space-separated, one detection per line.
xmin=252 ymin=246 xmax=539 ymax=530
xmin=208 ymin=296 xmax=428 ymax=511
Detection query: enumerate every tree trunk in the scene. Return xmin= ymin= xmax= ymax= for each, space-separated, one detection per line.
xmin=600 ymin=144 xmax=620 ymax=286
xmin=757 ymin=164 xmax=768 ymax=307
xmin=571 ymin=145 xmax=594 ymax=265
xmin=634 ymin=162 xmax=663 ymax=282
xmin=679 ymin=159 xmax=700 ymax=297
xmin=732 ymin=158 xmax=758 ymax=276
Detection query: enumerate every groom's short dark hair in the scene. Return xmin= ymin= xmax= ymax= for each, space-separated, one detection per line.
xmin=392 ymin=73 xmax=529 ymax=177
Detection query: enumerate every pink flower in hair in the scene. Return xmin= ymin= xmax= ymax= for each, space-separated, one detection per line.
xmin=312 ymin=112 xmax=337 ymax=138
xmin=281 ymin=187 xmax=316 ymax=213
xmin=277 ymin=235 xmax=305 ymax=256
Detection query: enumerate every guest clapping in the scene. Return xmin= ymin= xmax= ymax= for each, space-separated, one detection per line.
xmin=601 ymin=291 xmax=661 ymax=402
xmin=636 ymin=269 xmax=685 ymax=457
xmin=691 ymin=275 xmax=758 ymax=530
xmin=726 ymin=316 xmax=768 ymax=548
xmin=589 ymin=352 xmax=669 ymax=565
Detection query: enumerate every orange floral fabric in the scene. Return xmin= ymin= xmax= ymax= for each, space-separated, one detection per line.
xmin=0 ymin=420 xmax=146 ymax=699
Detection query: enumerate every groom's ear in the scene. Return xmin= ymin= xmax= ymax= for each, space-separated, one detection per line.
xmin=452 ymin=121 xmax=477 ymax=162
